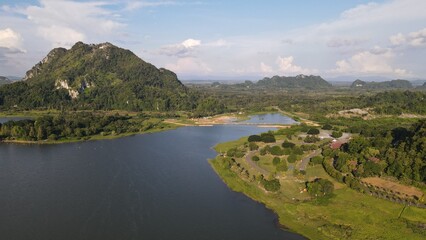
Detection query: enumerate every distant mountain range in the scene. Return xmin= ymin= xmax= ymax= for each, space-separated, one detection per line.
xmin=257 ymin=75 xmax=332 ymax=89
xmin=0 ymin=42 xmax=195 ymax=111
xmin=350 ymin=79 xmax=413 ymax=89
xmin=212 ymin=74 xmax=332 ymax=90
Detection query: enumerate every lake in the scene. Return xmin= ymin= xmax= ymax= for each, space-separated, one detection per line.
xmin=0 ymin=117 xmax=304 ymax=240
xmin=242 ymin=113 xmax=297 ymax=125
xmin=0 ymin=117 xmax=33 ymax=124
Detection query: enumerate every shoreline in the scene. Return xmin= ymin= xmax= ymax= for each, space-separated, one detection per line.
xmin=208 ymin=135 xmax=426 ymax=240
xmin=208 ymin=158 xmax=312 ymax=240
xmin=0 ymin=124 xmax=180 ymax=145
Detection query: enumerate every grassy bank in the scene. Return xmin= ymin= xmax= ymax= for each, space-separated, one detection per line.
xmin=209 ymin=138 xmax=426 ymax=240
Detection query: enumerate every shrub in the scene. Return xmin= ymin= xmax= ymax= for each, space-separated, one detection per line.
xmin=304 ymin=135 xmax=320 ymax=143
xmin=248 ymin=135 xmax=262 ymax=142
xmin=261 ymin=178 xmax=281 ymax=192
xmin=261 ymin=133 xmax=276 ymax=143
xmin=287 ymin=153 xmax=298 ymax=163
xmin=306 ymin=178 xmax=334 ymax=197
xmin=292 ymin=146 xmax=304 ymax=155
xmin=252 ymin=155 xmax=260 ymax=161
xmin=276 ymin=162 xmax=288 ymax=172
xmin=307 ymin=128 xmax=320 ymax=135
xmin=282 ymin=141 xmax=295 ymax=148
xmin=322 ymin=124 xmax=333 ymax=130
xmin=270 ymin=146 xmax=283 ymax=156
xmin=311 ymin=156 xmax=323 ymax=165
xmin=331 ymin=131 xmax=343 ymax=138
xmin=249 ymin=142 xmax=259 ymax=151
xmin=272 ymin=157 xmax=281 ymax=165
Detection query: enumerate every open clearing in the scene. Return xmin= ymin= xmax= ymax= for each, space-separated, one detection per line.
xmin=362 ymin=177 xmax=424 ymax=199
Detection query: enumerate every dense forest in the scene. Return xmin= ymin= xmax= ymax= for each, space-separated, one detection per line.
xmin=329 ymin=119 xmax=426 ymax=183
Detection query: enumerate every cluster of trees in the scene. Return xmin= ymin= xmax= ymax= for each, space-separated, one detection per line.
xmin=330 ymin=119 xmax=426 ymax=183
xmin=0 ymin=113 xmax=144 ymax=141
xmin=273 ymin=156 xmax=288 ymax=172
xmin=306 ymin=178 xmax=334 ymax=197
xmin=260 ymin=176 xmax=281 ymax=192
xmin=248 ymin=132 xmax=276 ymax=143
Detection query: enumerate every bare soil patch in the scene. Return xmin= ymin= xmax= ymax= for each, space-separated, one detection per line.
xmin=362 ymin=177 xmax=424 ymax=198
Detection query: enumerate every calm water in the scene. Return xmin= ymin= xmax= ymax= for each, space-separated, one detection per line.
xmin=0 ymin=119 xmax=304 ymax=240
xmin=0 ymin=117 xmax=32 ymax=124
xmin=242 ymin=113 xmax=297 ymax=124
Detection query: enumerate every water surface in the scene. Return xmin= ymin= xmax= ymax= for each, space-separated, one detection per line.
xmin=0 ymin=117 xmax=32 ymax=124
xmin=0 ymin=122 xmax=304 ymax=240
xmin=242 ymin=113 xmax=297 ymax=125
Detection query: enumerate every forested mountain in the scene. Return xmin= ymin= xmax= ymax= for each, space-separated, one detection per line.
xmin=211 ymin=74 xmax=332 ymax=90
xmin=351 ymin=79 xmax=413 ymax=89
xmin=0 ymin=42 xmax=197 ymax=111
xmin=256 ymin=75 xmax=332 ymax=89
xmin=0 ymin=76 xmax=12 ymax=86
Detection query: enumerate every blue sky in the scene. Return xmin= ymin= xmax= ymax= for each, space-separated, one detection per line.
xmin=0 ymin=0 xmax=425 ymax=80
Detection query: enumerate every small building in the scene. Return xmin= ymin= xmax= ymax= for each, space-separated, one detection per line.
xmin=330 ymin=141 xmax=343 ymax=150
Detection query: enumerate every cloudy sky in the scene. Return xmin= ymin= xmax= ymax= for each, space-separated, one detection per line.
xmin=0 ymin=0 xmax=425 ymax=80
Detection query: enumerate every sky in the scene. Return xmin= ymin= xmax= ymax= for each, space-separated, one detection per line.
xmin=0 ymin=0 xmax=425 ymax=80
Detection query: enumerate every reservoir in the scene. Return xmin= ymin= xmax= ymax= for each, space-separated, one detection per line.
xmin=0 ymin=117 xmax=304 ymax=240
xmin=242 ymin=113 xmax=297 ymax=125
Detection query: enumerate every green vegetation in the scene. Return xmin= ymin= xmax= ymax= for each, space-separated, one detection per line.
xmin=210 ymin=125 xmax=426 ymax=240
xmin=307 ymin=128 xmax=320 ymax=135
xmin=351 ymin=79 xmax=413 ymax=89
xmin=331 ymin=131 xmax=342 ymax=138
xmin=306 ymin=178 xmax=334 ymax=197
xmin=248 ymin=134 xmax=262 ymax=142
xmin=0 ymin=42 xmax=227 ymax=117
xmin=0 ymin=112 xmax=171 ymax=143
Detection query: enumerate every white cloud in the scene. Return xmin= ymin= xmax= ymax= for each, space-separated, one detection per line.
xmin=390 ymin=28 xmax=426 ymax=47
xmin=39 ymin=25 xmax=85 ymax=48
xmin=158 ymin=38 xmax=201 ymax=57
xmin=260 ymin=62 xmax=273 ymax=74
xmin=340 ymin=2 xmax=379 ymax=19
xmin=327 ymin=37 xmax=366 ymax=48
xmin=390 ymin=33 xmax=406 ymax=46
xmin=408 ymin=28 xmax=426 ymax=46
xmin=205 ymin=39 xmax=229 ymax=47
xmin=124 ymin=1 xmax=176 ymax=11
xmin=181 ymin=38 xmax=201 ymax=48
xmin=331 ymin=48 xmax=409 ymax=77
xmin=276 ymin=56 xmax=311 ymax=74
xmin=165 ymin=57 xmax=212 ymax=75
xmin=0 ymin=28 xmax=23 ymax=50
xmin=0 ymin=28 xmax=25 ymax=65
xmin=10 ymin=0 xmax=125 ymax=48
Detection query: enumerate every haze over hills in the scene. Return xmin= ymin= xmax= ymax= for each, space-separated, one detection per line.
xmin=0 ymin=42 xmax=197 ymax=111
xmin=0 ymin=76 xmax=12 ymax=86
